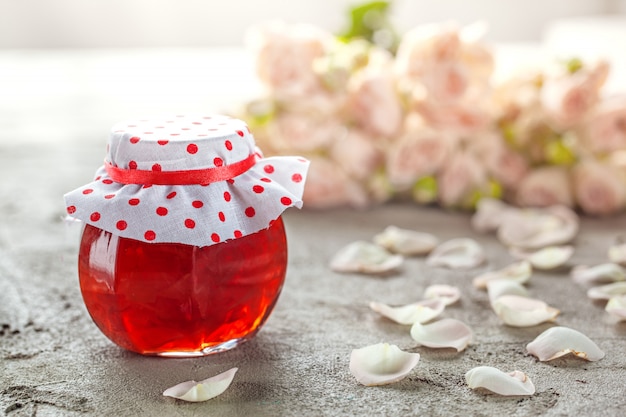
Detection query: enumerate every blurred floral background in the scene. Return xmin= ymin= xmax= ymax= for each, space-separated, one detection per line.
xmin=238 ymin=1 xmax=626 ymax=214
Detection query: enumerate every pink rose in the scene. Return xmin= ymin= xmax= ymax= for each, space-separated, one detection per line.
xmin=585 ymin=95 xmax=626 ymax=154
xmin=302 ymin=156 xmax=369 ymax=209
xmin=515 ymin=166 xmax=574 ymax=208
xmin=437 ymin=151 xmax=488 ymax=208
xmin=415 ymin=99 xmax=491 ymax=135
xmin=386 ymin=119 xmax=454 ymax=190
xmin=468 ymin=132 xmax=529 ymax=190
xmin=573 ymin=160 xmax=626 ymax=216
xmin=266 ymin=112 xmax=342 ymax=152
xmin=329 ymin=129 xmax=384 ymax=182
xmin=246 ymin=21 xmax=332 ymax=98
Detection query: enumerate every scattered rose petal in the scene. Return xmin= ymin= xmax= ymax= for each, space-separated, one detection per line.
xmin=606 ymin=295 xmax=626 ymax=321
xmin=587 ymin=282 xmax=626 ymax=301
xmin=465 ymin=366 xmax=535 ymax=396
xmin=349 ymin=343 xmax=420 ymax=386
xmin=497 ymin=205 xmax=579 ymax=250
xmin=471 ymin=198 xmax=512 ymax=233
xmin=369 ymin=298 xmax=446 ymax=325
xmin=426 ymin=238 xmax=486 ymax=269
xmin=486 ymin=280 xmax=530 ymax=308
xmin=373 ymin=226 xmax=439 ymax=256
xmin=423 ymin=284 xmax=461 ymax=306
xmin=410 ymin=318 xmax=473 ymax=352
xmin=473 ymin=261 xmax=532 ymax=289
xmin=571 ymin=263 xmax=626 ymax=286
xmin=526 ymin=326 xmax=605 ymax=361
xmin=163 ymin=368 xmax=238 ymax=402
xmin=492 ymin=295 xmax=559 ymax=327
xmin=509 ymin=246 xmax=574 ymax=270
xmin=330 ymin=241 xmax=403 ymax=274
xmin=608 ymin=242 xmax=626 ymax=266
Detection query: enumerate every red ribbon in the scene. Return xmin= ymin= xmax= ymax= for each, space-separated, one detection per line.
xmin=104 ymin=154 xmax=257 ymax=185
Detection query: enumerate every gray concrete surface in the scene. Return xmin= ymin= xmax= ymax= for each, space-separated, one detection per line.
xmin=1 ymin=49 xmax=626 ymax=417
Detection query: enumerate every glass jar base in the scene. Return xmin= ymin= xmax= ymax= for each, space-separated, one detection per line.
xmin=151 ymin=332 xmax=257 ymax=358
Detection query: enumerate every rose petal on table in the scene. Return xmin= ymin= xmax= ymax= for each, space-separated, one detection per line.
xmin=473 ymin=261 xmax=532 ymax=289
xmin=373 ymin=225 xmax=439 ymax=256
xmin=426 ymin=238 xmax=486 ymax=269
xmin=163 ymin=368 xmax=238 ymax=402
xmin=487 ymin=280 xmax=530 ymax=308
xmin=369 ymin=298 xmax=446 ymax=325
xmin=410 ymin=318 xmax=473 ymax=352
xmin=587 ymin=282 xmax=626 ymax=301
xmin=471 ymin=198 xmax=512 ymax=233
xmin=571 ymin=263 xmax=626 ymax=286
xmin=526 ymin=326 xmax=604 ymax=362
xmin=497 ymin=205 xmax=579 ymax=250
xmin=606 ymin=295 xmax=626 ymax=321
xmin=330 ymin=241 xmax=404 ymax=274
xmin=423 ymin=284 xmax=461 ymax=306
xmin=465 ymin=366 xmax=535 ymax=396
xmin=492 ymin=295 xmax=559 ymax=327
xmin=509 ymin=246 xmax=574 ymax=270
xmin=608 ymin=242 xmax=626 ymax=266
xmin=349 ymin=343 xmax=420 ymax=386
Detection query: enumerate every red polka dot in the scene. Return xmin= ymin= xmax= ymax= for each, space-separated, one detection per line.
xmin=129 ymin=161 xmax=138 ymax=169
xmin=128 ymin=198 xmax=140 ymax=206
xmin=211 ymin=233 xmax=221 ymax=243
xmin=214 ymin=157 xmax=223 ymax=167
xmin=167 ymin=191 xmax=177 ymax=199
xmin=156 ymin=207 xmax=168 ymax=216
xmin=245 ymin=206 xmax=256 ymax=217
xmin=253 ymin=185 xmax=264 ymax=193
xmin=66 ymin=206 xmax=76 ymax=214
xmin=292 ymin=173 xmax=303 ymax=183
xmin=104 ymin=194 xmax=115 ymax=199
xmin=260 ymin=177 xmax=272 ymax=183
xmin=187 ymin=144 xmax=198 ymax=154
xmin=192 ymin=121 xmax=202 ymax=125
xmin=223 ymin=191 xmax=231 ymax=202
xmin=157 ymin=140 xmax=169 ymax=145
xmin=184 ymin=219 xmax=195 ymax=229
xmin=82 ymin=189 xmax=93 ymax=195
xmin=281 ymin=196 xmax=293 ymax=206
xmin=264 ymin=165 xmax=274 ymax=174
xmin=144 ymin=230 xmax=156 ymax=241
xmin=236 ymin=130 xmax=244 ymax=137
xmin=227 ymin=179 xmax=235 ymax=185
xmin=116 ymin=220 xmax=128 ymax=231
xmin=129 ymin=136 xmax=140 ymax=144
xmin=192 ymin=200 xmax=203 ymax=208
xmin=102 ymin=179 xmax=113 ymax=184
xmin=95 ymin=176 xmax=101 ymax=181
xmin=152 ymin=164 xmax=161 ymax=171
xmin=234 ymin=230 xmax=243 ymax=238
xmin=225 ymin=140 xmax=233 ymax=150
xmin=143 ymin=184 xmax=153 ymax=189
xmin=90 ymin=212 xmax=101 ymax=222
xmin=218 ymin=211 xmax=225 ymax=222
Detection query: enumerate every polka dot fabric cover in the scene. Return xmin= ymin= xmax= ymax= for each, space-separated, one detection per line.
xmin=64 ymin=115 xmax=309 ymax=246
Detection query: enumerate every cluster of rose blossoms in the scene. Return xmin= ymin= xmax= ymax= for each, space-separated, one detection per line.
xmin=238 ymin=21 xmax=626 ymax=215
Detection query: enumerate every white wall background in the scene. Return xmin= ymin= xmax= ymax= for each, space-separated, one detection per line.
xmin=0 ymin=0 xmax=625 ymax=48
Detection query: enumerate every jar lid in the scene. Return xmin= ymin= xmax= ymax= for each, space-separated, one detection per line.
xmin=64 ymin=114 xmax=309 ymax=246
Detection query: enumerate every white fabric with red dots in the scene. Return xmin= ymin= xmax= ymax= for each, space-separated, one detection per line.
xmin=64 ymin=115 xmax=309 ymax=246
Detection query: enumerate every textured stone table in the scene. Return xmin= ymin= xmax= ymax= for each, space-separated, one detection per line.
xmin=1 ymin=48 xmax=626 ymax=417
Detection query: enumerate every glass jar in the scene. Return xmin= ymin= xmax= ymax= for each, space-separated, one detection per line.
xmin=64 ymin=115 xmax=308 ymax=356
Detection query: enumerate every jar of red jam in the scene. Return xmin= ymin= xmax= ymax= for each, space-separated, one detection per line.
xmin=64 ymin=115 xmax=309 ymax=356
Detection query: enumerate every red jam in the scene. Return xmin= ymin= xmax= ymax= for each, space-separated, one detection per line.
xmin=78 ymin=217 xmax=287 ymax=356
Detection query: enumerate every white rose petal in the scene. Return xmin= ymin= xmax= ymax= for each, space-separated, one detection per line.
xmin=473 ymin=261 xmax=532 ymax=289
xmin=606 ymin=295 xmax=626 ymax=321
xmin=349 ymin=343 xmax=420 ymax=386
xmin=526 ymin=326 xmax=605 ymax=362
xmin=492 ymin=295 xmax=559 ymax=327
xmin=486 ymin=280 xmax=530 ymax=308
xmin=423 ymin=284 xmax=461 ymax=306
xmin=608 ymin=242 xmax=626 ymax=266
xmin=571 ymin=263 xmax=626 ymax=286
xmin=373 ymin=226 xmax=439 ymax=256
xmin=471 ymin=198 xmax=512 ymax=233
xmin=509 ymin=246 xmax=574 ymax=270
xmin=330 ymin=241 xmax=404 ymax=274
xmin=587 ymin=282 xmax=626 ymax=301
xmin=369 ymin=299 xmax=446 ymax=325
xmin=410 ymin=318 xmax=473 ymax=352
xmin=426 ymin=238 xmax=486 ymax=269
xmin=465 ymin=366 xmax=535 ymax=396
xmin=163 ymin=368 xmax=238 ymax=402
